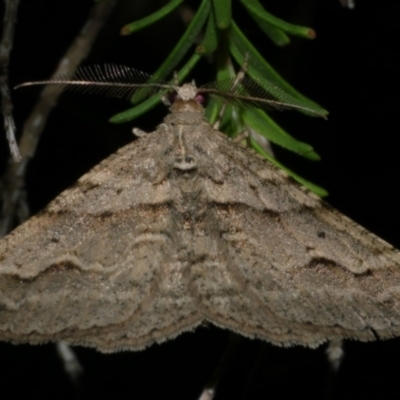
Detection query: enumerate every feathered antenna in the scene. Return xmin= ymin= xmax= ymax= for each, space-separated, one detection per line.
xmin=198 ymin=76 xmax=326 ymax=118
xmin=15 ymin=64 xmax=325 ymax=118
xmin=14 ymin=64 xmax=175 ymax=100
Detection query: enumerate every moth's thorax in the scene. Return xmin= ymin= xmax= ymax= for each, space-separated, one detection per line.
xmin=169 ymin=98 xmax=204 ymax=114
xmin=162 ymin=93 xmax=208 ymax=130
xmin=162 ymin=111 xmax=211 ymax=219
xmin=156 ymin=100 xmax=211 ymax=185
xmin=171 ymin=125 xmax=199 ymax=180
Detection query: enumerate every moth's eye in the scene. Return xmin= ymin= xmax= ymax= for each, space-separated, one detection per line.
xmin=195 ymin=94 xmax=207 ymax=105
xmin=165 ymin=91 xmax=178 ymax=105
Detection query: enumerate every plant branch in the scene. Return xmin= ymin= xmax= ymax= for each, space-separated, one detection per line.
xmin=0 ymin=0 xmax=118 ymax=237
xmin=0 ymin=0 xmax=21 ymax=162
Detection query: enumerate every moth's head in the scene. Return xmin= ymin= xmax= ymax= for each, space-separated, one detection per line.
xmin=165 ymin=81 xmax=206 ymax=113
xmin=176 ymin=82 xmax=198 ymax=101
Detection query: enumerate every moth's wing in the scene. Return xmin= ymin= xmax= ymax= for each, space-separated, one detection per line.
xmin=197 ymin=129 xmax=400 ymax=347
xmin=0 ymin=130 xmax=202 ymax=352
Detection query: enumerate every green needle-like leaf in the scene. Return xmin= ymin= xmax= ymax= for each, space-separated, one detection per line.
xmin=212 ymin=0 xmax=231 ymax=30
xmin=229 ymin=21 xmax=328 ymax=117
xmin=120 ymin=0 xmax=184 ymax=35
xmin=147 ymin=0 xmax=210 ymax=81
xmin=110 ymin=92 xmax=164 ymax=124
xmin=129 ymin=0 xmax=210 ymax=105
xmin=253 ymin=21 xmax=290 ymax=47
xmin=205 ymin=96 xmax=223 ymax=125
xmin=241 ymin=108 xmax=320 ymax=160
xmin=239 ymin=0 xmax=290 ymax=46
xmin=240 ymin=0 xmax=315 ymax=39
xmin=250 ymin=138 xmax=328 ymax=197
xmin=205 ymin=55 xmax=237 ymax=124
xmin=196 ymin=6 xmax=218 ymax=55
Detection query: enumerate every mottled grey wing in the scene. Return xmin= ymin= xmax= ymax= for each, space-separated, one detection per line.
xmin=193 ymin=129 xmax=400 ymax=347
xmin=0 ymin=130 xmax=202 ymax=352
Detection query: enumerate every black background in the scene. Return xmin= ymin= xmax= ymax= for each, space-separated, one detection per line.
xmin=1 ymin=0 xmax=400 ymax=399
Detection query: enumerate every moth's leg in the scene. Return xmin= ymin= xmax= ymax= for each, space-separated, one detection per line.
xmin=232 ymin=130 xmax=253 ymax=151
xmin=232 ymin=130 xmax=250 ymax=144
xmin=249 ymin=127 xmax=275 ymax=156
xmin=55 ymin=341 xmax=84 ymax=385
xmin=232 ymin=125 xmax=274 ymax=157
xmin=132 ymin=127 xmax=149 ymax=137
xmin=160 ymin=72 xmax=181 ymax=106
xmin=173 ymin=70 xmax=179 ymax=86
xmin=213 ymin=54 xmax=249 ymax=130
xmin=161 ymin=91 xmax=173 ymax=107
xmin=134 ymin=122 xmax=169 ymax=137
xmin=326 ymin=339 xmax=344 ymax=372
xmin=198 ymin=334 xmax=242 ymax=400
xmin=325 ymin=339 xmax=344 ymax=396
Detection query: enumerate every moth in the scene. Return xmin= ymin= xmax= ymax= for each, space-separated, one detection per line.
xmin=1 ymin=65 xmax=400 ymax=353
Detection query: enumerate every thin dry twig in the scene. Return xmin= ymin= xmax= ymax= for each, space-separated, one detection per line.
xmin=339 ymin=0 xmax=355 ymax=9
xmin=0 ymin=0 xmax=118 ymax=237
xmin=0 ymin=0 xmax=21 ymax=162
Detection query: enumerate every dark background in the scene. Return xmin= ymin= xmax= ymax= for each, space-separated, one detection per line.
xmin=1 ymin=0 xmax=400 ymax=399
